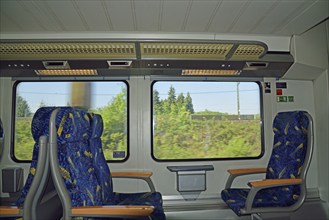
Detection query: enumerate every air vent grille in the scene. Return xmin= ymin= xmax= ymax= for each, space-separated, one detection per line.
xmin=231 ymin=44 xmax=266 ymax=60
xmin=140 ymin=43 xmax=234 ymax=59
xmin=0 ymin=43 xmax=136 ymax=60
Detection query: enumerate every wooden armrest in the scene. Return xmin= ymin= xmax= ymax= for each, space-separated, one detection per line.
xmin=71 ymin=205 xmax=154 ymax=216
xmin=0 ymin=206 xmax=20 ymax=215
xmin=228 ymin=168 xmax=267 ymax=175
xmin=111 ymin=172 xmax=153 ymax=178
xmin=248 ymin=178 xmax=303 ymax=187
xmin=225 ymin=168 xmax=267 ymax=189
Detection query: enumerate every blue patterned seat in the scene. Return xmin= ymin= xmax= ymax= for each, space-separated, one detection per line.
xmin=50 ymin=108 xmax=165 ymax=219
xmin=88 ymin=113 xmax=115 ymax=205
xmin=53 ymin=107 xmax=103 ymax=207
xmin=15 ymin=107 xmax=56 ymax=207
xmin=89 ymin=113 xmax=166 ymax=220
xmin=0 ymin=107 xmax=56 ymax=219
xmin=221 ymin=111 xmax=313 ymax=217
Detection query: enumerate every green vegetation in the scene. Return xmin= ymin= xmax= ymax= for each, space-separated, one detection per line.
xmin=93 ymin=88 xmax=127 ymax=160
xmin=15 ymin=89 xmax=128 ymax=161
xmin=15 ymin=95 xmax=34 ymax=160
xmin=14 ymin=86 xmax=261 ymax=161
xmin=16 ymin=95 xmax=31 ymax=117
xmin=153 ymin=86 xmax=261 ymax=160
xmin=15 ymin=117 xmax=34 ymax=160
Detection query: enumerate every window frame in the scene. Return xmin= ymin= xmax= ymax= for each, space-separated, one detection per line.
xmin=151 ymin=80 xmax=265 ymax=162
xmin=11 ymin=79 xmax=130 ymax=163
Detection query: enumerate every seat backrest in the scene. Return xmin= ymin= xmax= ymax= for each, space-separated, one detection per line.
xmin=88 ymin=113 xmax=114 ymax=204
xmin=15 ymin=107 xmax=56 ymax=207
xmin=266 ymin=111 xmax=311 ymax=180
xmin=52 ymin=107 xmax=103 ymax=207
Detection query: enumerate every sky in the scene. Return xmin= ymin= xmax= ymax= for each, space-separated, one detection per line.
xmin=16 ymin=81 xmax=123 ymax=112
xmin=153 ymin=81 xmax=260 ymax=114
xmin=16 ymin=81 xmax=260 ymax=114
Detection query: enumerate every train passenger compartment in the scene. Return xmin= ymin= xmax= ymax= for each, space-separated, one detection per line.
xmin=0 ymin=1 xmax=328 ymax=219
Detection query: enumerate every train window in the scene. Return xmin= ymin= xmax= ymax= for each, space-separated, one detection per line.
xmin=13 ymin=81 xmax=128 ymax=162
xmin=152 ymin=81 xmax=263 ymax=161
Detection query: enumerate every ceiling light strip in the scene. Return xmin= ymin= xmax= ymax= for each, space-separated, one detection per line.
xmin=182 ymin=69 xmax=241 ymax=76
xmin=35 ymin=69 xmax=98 ymax=76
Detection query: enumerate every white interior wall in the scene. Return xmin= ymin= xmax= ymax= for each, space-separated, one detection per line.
xmin=285 ymin=22 xmax=328 ymax=80
xmin=314 ymin=71 xmax=329 ymax=204
xmin=0 ymin=77 xmax=31 ymax=197
xmin=318 ymin=19 xmax=329 ymax=213
xmin=288 ymin=18 xmax=329 ymax=208
xmin=327 ymin=20 xmax=329 ymax=214
xmin=112 ymin=77 xmax=275 ymax=196
xmin=274 ymin=79 xmax=318 ymax=189
xmin=110 ymin=76 xmax=320 ymax=201
xmin=1 ymin=76 xmax=319 ymax=199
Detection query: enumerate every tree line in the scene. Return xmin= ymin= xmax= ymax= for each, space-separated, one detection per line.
xmin=152 ymin=86 xmax=261 ymax=160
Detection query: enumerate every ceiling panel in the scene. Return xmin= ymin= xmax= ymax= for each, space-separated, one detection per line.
xmin=185 ymin=1 xmax=219 ymax=32
xmin=45 ymin=1 xmax=86 ymax=31
xmin=270 ymin=0 xmax=314 ymax=34
xmin=0 ymin=0 xmax=327 ymax=38
xmin=0 ymin=1 xmax=45 ymax=32
xmin=74 ymin=1 xmax=111 ymax=31
xmin=229 ymin=1 xmax=278 ymax=33
xmin=134 ymin=0 xmax=161 ymax=31
xmin=208 ymin=1 xmax=248 ymax=33
xmin=105 ymin=1 xmax=134 ymax=31
xmin=0 ymin=12 xmax=22 ymax=33
xmin=162 ymin=1 xmax=189 ymax=32
xmin=20 ymin=1 xmax=63 ymax=32
xmin=251 ymin=0 xmax=310 ymax=35
xmin=278 ymin=0 xmax=329 ymax=35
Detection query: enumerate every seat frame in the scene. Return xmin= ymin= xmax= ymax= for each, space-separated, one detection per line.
xmin=0 ymin=135 xmax=49 ymax=220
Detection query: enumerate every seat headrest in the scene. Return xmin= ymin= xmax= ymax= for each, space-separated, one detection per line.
xmin=273 ymin=111 xmax=309 ymax=135
xmin=55 ymin=107 xmax=90 ymax=143
xmin=90 ymin=113 xmax=103 ymax=139
xmin=31 ymin=107 xmax=57 ymax=142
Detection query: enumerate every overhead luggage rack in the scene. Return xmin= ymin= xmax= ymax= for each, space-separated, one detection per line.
xmin=0 ymin=40 xmax=294 ymax=78
xmin=0 ymin=40 xmax=266 ymax=61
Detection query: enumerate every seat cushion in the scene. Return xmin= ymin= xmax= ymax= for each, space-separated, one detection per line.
xmin=221 ymin=186 xmax=301 ymax=216
xmin=221 ymin=189 xmax=250 ymax=216
xmin=112 ymin=191 xmax=166 ymax=220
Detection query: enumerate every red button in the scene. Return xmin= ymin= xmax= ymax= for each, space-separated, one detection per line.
xmin=276 ymin=89 xmax=283 ymax=96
